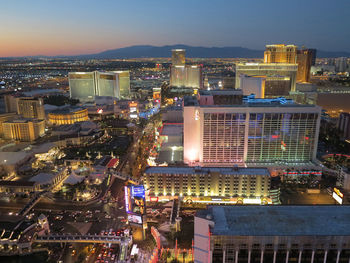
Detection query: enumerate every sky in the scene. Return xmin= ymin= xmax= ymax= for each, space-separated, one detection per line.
xmin=1 ymin=0 xmax=350 ymax=57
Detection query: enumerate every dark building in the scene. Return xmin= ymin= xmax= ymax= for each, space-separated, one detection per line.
xmin=296 ymin=49 xmax=317 ymax=83
xmin=338 ymin=112 xmax=350 ymax=140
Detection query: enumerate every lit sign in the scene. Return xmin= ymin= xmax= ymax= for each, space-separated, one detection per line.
xmin=97 ymin=109 xmax=103 ymax=114
xmin=125 ymin=186 xmax=130 ymax=213
xmin=128 ymin=214 xmax=142 ymax=225
xmin=333 ymin=191 xmax=343 ymax=204
xmin=334 ymin=187 xmax=344 ymax=198
xmin=132 ymin=185 xmax=145 ymax=198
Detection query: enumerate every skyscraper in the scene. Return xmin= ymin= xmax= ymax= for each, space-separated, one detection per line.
xmin=69 ymin=72 xmax=96 ymax=101
xmin=183 ymin=96 xmax=321 ymax=166
xmin=4 ymin=95 xmax=45 ymax=120
xmin=17 ymin=97 xmax=45 ymax=120
xmin=296 ymin=49 xmax=317 ymax=83
xmin=264 ymin=44 xmax=297 ymax=64
xmin=69 ymin=71 xmax=130 ymax=101
xmin=171 ymin=49 xmax=186 ymax=66
xmin=170 ymin=49 xmax=203 ymax=89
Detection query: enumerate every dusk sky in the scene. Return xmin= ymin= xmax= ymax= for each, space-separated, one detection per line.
xmin=1 ymin=0 xmax=350 ymax=57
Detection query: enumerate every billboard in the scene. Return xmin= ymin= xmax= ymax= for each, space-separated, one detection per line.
xmin=128 ymin=214 xmax=143 ymax=225
xmin=125 ymin=185 xmax=146 ymax=225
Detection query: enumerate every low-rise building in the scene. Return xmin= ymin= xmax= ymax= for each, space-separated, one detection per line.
xmin=144 ymin=166 xmax=271 ymax=204
xmin=48 ymin=106 xmax=89 ymax=125
xmin=195 ymin=205 xmax=350 ymax=263
xmin=2 ymin=119 xmax=45 ymax=141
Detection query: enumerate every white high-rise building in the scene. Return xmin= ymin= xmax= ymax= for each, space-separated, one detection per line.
xmin=183 ymin=96 xmax=321 ymax=166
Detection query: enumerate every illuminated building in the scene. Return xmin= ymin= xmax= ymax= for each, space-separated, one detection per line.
xmin=172 ymin=49 xmax=186 ymax=66
xmin=235 ymin=63 xmax=297 ymax=96
xmin=195 ymin=206 xmax=350 ymax=263
xmin=144 ymin=166 xmax=271 ymax=204
xmin=170 ymin=65 xmax=203 ymax=89
xmin=69 ymin=71 xmax=130 ymax=101
xmin=4 ymin=95 xmax=45 ymax=120
xmin=4 ymin=95 xmax=19 ymax=113
xmin=198 ymin=90 xmax=243 ymax=105
xmin=17 ymin=97 xmax=45 ymax=119
xmin=335 ymin=57 xmax=348 ymax=72
xmin=2 ymin=119 xmax=45 ymax=141
xmin=170 ymin=49 xmax=203 ymax=89
xmin=338 ymin=112 xmax=350 ymax=140
xmin=240 ymin=75 xmax=266 ymax=98
xmin=183 ymin=96 xmax=321 ymax=166
xmin=0 ymin=112 xmax=17 ymax=135
xmin=48 ymin=106 xmax=89 ymax=125
xmin=296 ymin=49 xmax=316 ymax=83
xmin=116 ymin=70 xmax=131 ymax=98
xmin=264 ymin=44 xmax=297 ymax=64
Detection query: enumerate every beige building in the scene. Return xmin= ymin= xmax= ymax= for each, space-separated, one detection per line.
xmin=17 ymin=97 xmax=45 ymax=119
xmin=172 ymin=49 xmax=186 ymax=66
xmin=4 ymin=95 xmax=45 ymax=119
xmin=144 ymin=166 xmax=271 ymax=204
xmin=0 ymin=112 xmax=18 ymax=135
xmin=48 ymin=106 xmax=89 ymax=125
xmin=235 ymin=63 xmax=298 ymax=96
xmin=4 ymin=95 xmax=18 ymax=113
xmin=264 ymin=44 xmax=297 ymax=64
xmin=3 ymin=119 xmax=45 ymax=141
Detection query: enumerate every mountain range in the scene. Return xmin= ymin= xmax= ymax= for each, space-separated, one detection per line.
xmin=2 ymin=45 xmax=350 ymax=59
xmin=77 ymin=44 xmax=350 ymax=59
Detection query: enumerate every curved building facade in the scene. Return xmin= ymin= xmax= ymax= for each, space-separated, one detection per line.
xmin=48 ymin=107 xmax=89 ymax=125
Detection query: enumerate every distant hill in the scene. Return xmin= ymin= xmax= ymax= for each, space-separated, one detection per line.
xmin=78 ymin=45 xmax=263 ymax=59
xmin=78 ymin=44 xmax=350 ymax=59
xmin=2 ymin=45 xmax=350 ymax=59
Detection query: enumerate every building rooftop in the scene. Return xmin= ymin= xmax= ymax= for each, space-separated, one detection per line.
xmin=0 ymin=181 xmax=37 ymax=187
xmin=49 ymin=106 xmax=86 ymax=115
xmin=199 ymin=89 xmax=243 ymax=96
xmin=196 ymin=206 xmax=350 ymax=236
xmin=145 ymin=166 xmax=269 ymax=176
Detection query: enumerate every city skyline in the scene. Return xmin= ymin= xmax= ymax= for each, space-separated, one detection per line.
xmin=1 ymin=0 xmax=350 ymax=57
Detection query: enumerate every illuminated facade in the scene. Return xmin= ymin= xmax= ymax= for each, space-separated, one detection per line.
xmin=235 ymin=63 xmax=298 ymax=96
xmin=240 ymin=75 xmax=266 ymax=98
xmin=195 ymin=206 xmax=350 ymax=263
xmin=184 ymin=98 xmax=321 ymax=166
xmin=48 ymin=106 xmax=89 ymax=125
xmin=17 ymin=97 xmax=45 ymax=119
xmin=170 ymin=49 xmax=202 ymax=89
xmin=2 ymin=119 xmax=45 ymax=141
xmin=69 ymin=71 xmax=130 ymax=101
xmin=144 ymin=167 xmax=271 ymax=203
xmin=172 ymin=49 xmax=186 ymax=66
xmin=0 ymin=112 xmax=17 ymax=135
xmin=296 ymin=49 xmax=316 ymax=83
xmin=170 ymin=65 xmax=203 ymax=89
xmin=264 ymin=44 xmax=297 ymax=64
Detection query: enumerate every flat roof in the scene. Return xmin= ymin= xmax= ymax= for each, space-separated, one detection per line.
xmin=145 ymin=166 xmax=269 ymax=176
xmin=196 ymin=206 xmax=350 ymax=236
xmin=0 ymin=181 xmax=36 ymax=187
xmin=49 ymin=106 xmax=86 ymax=115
